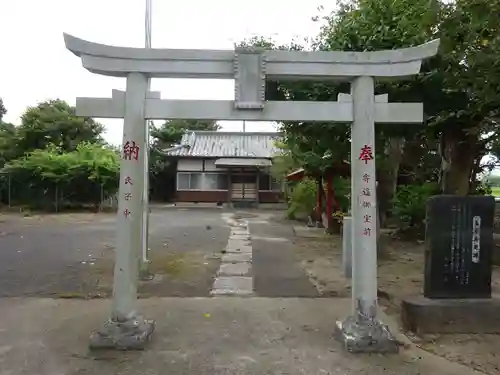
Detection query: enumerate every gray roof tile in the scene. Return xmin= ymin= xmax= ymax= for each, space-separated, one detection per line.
xmin=168 ymin=131 xmax=281 ymax=158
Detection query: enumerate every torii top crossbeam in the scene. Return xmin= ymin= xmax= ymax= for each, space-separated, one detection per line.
xmin=64 ymin=33 xmax=439 ymax=80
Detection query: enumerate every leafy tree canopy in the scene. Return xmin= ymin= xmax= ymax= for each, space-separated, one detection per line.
xmin=16 ymin=99 xmax=104 ymax=156
xmin=0 ymin=98 xmax=6 ymax=122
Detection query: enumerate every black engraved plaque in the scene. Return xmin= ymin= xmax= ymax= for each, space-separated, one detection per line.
xmin=424 ymin=195 xmax=495 ymax=299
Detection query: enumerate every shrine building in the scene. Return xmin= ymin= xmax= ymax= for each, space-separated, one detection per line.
xmin=167 ymin=131 xmax=283 ymax=207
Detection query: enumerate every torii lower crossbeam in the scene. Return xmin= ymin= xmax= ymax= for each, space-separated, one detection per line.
xmin=76 ymin=96 xmax=424 ymax=123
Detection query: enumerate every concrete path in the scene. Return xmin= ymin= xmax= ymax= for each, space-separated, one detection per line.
xmin=249 ymin=213 xmax=319 ymax=297
xmin=211 ymin=211 xmax=317 ymax=297
xmin=0 ymin=297 xmax=482 ymax=375
xmin=211 ymin=213 xmax=253 ymax=295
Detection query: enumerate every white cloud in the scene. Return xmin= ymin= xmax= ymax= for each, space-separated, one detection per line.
xmin=0 ymin=0 xmax=326 ymax=145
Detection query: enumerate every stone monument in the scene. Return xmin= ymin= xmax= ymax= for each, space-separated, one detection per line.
xmin=64 ymin=33 xmax=439 ymax=351
xmin=402 ymin=195 xmax=500 ymax=334
xmin=425 ymin=195 xmax=494 ymax=299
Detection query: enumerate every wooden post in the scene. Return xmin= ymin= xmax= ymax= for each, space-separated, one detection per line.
xmin=326 ymin=173 xmax=334 ymax=231
xmin=316 ymin=176 xmax=323 ymax=227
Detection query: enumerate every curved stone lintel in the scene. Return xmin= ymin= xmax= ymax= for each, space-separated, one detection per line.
xmin=269 ymin=39 xmax=440 ymax=64
xmin=64 ymin=33 xmax=232 ymax=61
xmin=64 ymin=33 xmax=440 ymax=79
xmin=64 ymin=33 xmax=439 ymax=64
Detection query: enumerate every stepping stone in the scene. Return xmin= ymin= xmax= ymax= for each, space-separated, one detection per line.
xmin=230 ymin=234 xmax=251 ymax=240
xmin=225 ymin=244 xmax=252 ymax=254
xmin=217 ymin=262 xmax=251 ymax=276
xmin=226 ymin=239 xmax=251 ymax=251
xmin=211 ymin=276 xmax=253 ymax=295
xmin=221 ymin=253 xmax=252 ymax=263
xmin=231 ymin=229 xmax=249 ymax=235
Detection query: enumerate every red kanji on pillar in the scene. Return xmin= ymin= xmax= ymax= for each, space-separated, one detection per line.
xmin=359 ymin=145 xmax=374 ymax=164
xmin=123 ymin=141 xmax=140 ymax=161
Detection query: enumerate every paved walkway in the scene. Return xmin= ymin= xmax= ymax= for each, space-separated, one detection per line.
xmin=211 ymin=211 xmax=317 ymax=297
xmin=250 ymin=215 xmax=319 ymax=297
xmin=0 ymin=297 xmax=481 ymax=375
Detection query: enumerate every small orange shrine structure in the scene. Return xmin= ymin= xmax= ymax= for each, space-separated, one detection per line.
xmin=286 ymin=161 xmax=351 ymax=230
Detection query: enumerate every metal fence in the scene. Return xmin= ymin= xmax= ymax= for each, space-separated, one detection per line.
xmin=0 ymin=173 xmax=119 ymax=212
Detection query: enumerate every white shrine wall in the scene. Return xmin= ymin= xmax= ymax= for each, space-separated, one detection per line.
xmin=177 ymin=159 xmax=203 ymax=171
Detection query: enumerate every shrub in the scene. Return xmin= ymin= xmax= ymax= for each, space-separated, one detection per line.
xmin=331 ymin=177 xmax=350 ymax=213
xmin=286 ymin=179 xmax=317 ymax=219
xmin=1 ymin=142 xmax=119 ymax=210
xmin=391 ymin=182 xmax=439 ymax=228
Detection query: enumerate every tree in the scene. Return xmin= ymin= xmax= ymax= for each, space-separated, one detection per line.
xmin=240 ymin=0 xmax=500 ymax=233
xmin=316 ymin=0 xmax=500 ymax=197
xmin=16 ymin=100 xmax=104 ymax=156
xmin=0 ymin=98 xmax=6 ymax=122
xmin=0 ymin=122 xmax=17 ymax=167
xmin=434 ymin=0 xmax=500 ymax=194
xmin=270 ymin=140 xmax=301 ymax=183
xmin=315 ymin=0 xmax=443 ymax=223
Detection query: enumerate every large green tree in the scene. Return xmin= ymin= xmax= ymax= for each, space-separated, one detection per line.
xmin=0 ymin=100 xmax=16 ymax=166
xmin=0 ymin=98 xmax=6 ymax=122
xmin=316 ymin=0 xmax=500 ymax=196
xmin=242 ymin=0 xmax=500 ymax=228
xmin=314 ymin=0 xmax=443 ymax=222
xmin=0 ymin=99 xmax=114 ymax=209
xmin=16 ymin=99 xmax=104 ymax=156
xmin=0 ymin=122 xmax=17 ymax=167
xmin=435 ymin=0 xmax=500 ymax=194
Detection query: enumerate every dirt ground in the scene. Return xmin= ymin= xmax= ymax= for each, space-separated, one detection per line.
xmin=292 ymin=227 xmax=500 ymax=375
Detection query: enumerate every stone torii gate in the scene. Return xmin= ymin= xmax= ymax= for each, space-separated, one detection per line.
xmin=64 ymin=33 xmax=439 ymax=352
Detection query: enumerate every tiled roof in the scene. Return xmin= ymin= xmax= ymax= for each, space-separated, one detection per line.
xmin=168 ymin=131 xmax=281 ymax=158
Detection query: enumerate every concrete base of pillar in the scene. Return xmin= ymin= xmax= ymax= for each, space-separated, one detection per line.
xmin=139 ymin=260 xmax=154 ymax=281
xmin=89 ymin=315 xmax=155 ymax=350
xmin=334 ymin=316 xmax=399 ymax=353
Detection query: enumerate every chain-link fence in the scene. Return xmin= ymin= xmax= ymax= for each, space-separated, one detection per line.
xmin=0 ymin=172 xmax=119 ymax=212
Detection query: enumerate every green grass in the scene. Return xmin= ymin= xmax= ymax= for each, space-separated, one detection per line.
xmin=491 ymin=187 xmax=500 ymax=197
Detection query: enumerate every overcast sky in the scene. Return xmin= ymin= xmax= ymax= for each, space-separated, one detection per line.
xmin=0 ymin=0 xmax=327 ymax=145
